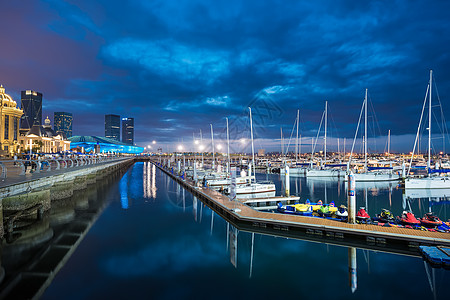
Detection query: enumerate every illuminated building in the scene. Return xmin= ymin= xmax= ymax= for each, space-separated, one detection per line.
xmin=0 ymin=85 xmax=24 ymax=156
xmin=19 ymin=117 xmax=70 ymax=154
xmin=69 ymin=136 xmax=143 ymax=154
xmin=105 ymin=114 xmax=120 ymax=141
xmin=20 ymin=89 xmax=42 ymax=135
xmin=54 ymin=112 xmax=73 ymax=138
xmin=122 ymin=117 xmax=134 ymax=145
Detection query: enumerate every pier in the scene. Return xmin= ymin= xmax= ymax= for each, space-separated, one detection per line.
xmin=150 ymin=159 xmax=450 ymax=249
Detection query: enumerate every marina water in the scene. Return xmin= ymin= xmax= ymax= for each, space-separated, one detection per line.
xmin=16 ymin=162 xmax=449 ymax=299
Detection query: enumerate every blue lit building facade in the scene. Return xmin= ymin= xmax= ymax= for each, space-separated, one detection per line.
xmin=69 ymin=136 xmax=143 ymax=154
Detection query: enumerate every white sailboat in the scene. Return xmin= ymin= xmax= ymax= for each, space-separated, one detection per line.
xmin=306 ymin=101 xmax=344 ymax=178
xmin=346 ymin=89 xmax=401 ymax=182
xmin=289 ymin=109 xmax=308 ymax=175
xmin=206 ymin=118 xmax=255 ymax=190
xmin=405 ymin=70 xmax=450 ymax=189
xmin=234 ymin=107 xmax=276 ymax=199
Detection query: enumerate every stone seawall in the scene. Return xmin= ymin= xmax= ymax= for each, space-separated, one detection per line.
xmin=0 ymin=158 xmax=134 ymax=239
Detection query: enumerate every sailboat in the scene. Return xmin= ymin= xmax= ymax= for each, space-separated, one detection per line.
xmin=234 ymin=107 xmax=276 ymax=199
xmin=306 ymin=101 xmax=345 ymax=178
xmin=206 ymin=118 xmax=255 ymax=190
xmin=288 ymin=109 xmax=308 ymax=175
xmin=405 ymin=70 xmax=450 ymax=189
xmin=346 ymin=89 xmax=401 ymax=182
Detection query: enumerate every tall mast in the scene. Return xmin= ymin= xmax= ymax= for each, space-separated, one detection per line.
xmin=226 ymin=117 xmax=230 ymax=173
xmin=281 ymin=127 xmax=284 ymax=160
xmin=364 ymin=89 xmax=368 ymax=172
xmin=324 ymin=101 xmax=327 ymax=165
xmin=210 ymin=124 xmax=215 ymax=170
xmin=428 ymin=70 xmax=432 ymax=171
xmin=200 ymin=129 xmax=203 ymax=167
xmin=296 ymin=109 xmax=299 ymax=163
xmin=249 ymin=107 xmax=256 ymax=178
xmin=387 ymin=129 xmax=391 ymax=155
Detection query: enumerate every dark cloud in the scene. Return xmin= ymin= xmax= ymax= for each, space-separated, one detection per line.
xmin=1 ymin=0 xmax=449 ymax=152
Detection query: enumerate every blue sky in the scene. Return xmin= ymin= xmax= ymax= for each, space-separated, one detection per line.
xmin=1 ymin=0 xmax=450 ymax=153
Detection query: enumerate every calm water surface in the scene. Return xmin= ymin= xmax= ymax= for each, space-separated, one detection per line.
xmin=37 ymin=162 xmax=449 ymax=299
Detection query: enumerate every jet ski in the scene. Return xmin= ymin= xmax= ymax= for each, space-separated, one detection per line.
xmin=336 ymin=205 xmax=348 ymax=220
xmin=373 ymin=209 xmax=396 ymax=224
xmin=420 ymin=212 xmax=443 ymax=228
xmin=356 ymin=207 xmax=370 ymax=223
xmin=317 ymin=201 xmax=337 ymax=217
xmin=398 ymin=211 xmax=420 ymax=226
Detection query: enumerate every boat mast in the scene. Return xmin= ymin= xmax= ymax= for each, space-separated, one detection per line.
xmin=428 ymin=70 xmax=432 ymax=171
xmin=226 ymin=117 xmax=230 ymax=173
xmin=200 ymin=129 xmax=204 ymax=168
xmin=364 ymin=89 xmax=368 ymax=172
xmin=324 ymin=101 xmax=327 ymax=166
xmin=210 ymin=124 xmax=215 ymax=170
xmin=387 ymin=129 xmax=391 ymax=155
xmin=249 ymin=107 xmax=256 ymax=181
xmin=281 ymin=127 xmax=283 ymax=160
xmin=296 ymin=109 xmax=299 ymax=164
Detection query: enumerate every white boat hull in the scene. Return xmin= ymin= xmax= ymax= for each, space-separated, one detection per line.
xmin=235 ymin=183 xmax=276 ymax=199
xmin=306 ymin=169 xmax=343 ymax=178
xmin=405 ymin=177 xmax=450 ymax=189
xmin=344 ymin=172 xmax=401 ymax=182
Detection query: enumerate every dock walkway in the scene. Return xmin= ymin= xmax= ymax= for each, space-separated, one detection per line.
xmin=153 ymin=161 xmax=450 ymax=248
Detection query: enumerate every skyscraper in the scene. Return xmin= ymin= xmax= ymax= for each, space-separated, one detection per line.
xmin=20 ymin=90 xmax=42 ymax=133
xmin=105 ymin=114 xmax=120 ymax=141
xmin=122 ymin=117 xmax=134 ymax=145
xmin=54 ymin=112 xmax=73 ymax=138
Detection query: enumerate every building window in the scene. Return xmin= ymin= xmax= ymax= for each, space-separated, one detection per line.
xmin=4 ymin=116 xmax=9 ymax=140
xmin=13 ymin=117 xmax=18 ymax=141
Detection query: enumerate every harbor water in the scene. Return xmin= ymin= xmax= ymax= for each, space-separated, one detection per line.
xmin=5 ymin=162 xmax=449 ymax=299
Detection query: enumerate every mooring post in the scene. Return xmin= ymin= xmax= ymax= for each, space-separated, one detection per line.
xmin=347 ymin=171 xmax=356 ymax=224
xmin=285 ymin=165 xmax=290 ymax=197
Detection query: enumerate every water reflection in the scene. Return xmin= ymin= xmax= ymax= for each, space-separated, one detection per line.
xmin=30 ymin=163 xmax=448 ymax=299
xmin=120 ymin=171 xmax=129 ymax=209
xmin=143 ymin=162 xmax=157 ymax=199
xmin=0 ymin=177 xmax=115 ymax=299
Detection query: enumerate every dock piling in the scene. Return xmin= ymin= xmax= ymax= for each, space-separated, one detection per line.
xmin=347 ymin=171 xmax=356 ymax=224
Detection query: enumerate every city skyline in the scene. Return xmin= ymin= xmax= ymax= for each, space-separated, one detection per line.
xmin=1 ymin=1 xmax=450 ymax=153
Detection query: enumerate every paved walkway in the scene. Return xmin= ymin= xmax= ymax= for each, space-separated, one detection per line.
xmin=0 ymin=158 xmax=128 ymax=189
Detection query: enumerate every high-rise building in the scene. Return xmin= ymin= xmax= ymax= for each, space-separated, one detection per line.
xmin=122 ymin=117 xmax=134 ymax=145
xmin=54 ymin=112 xmax=73 ymax=138
xmin=105 ymin=114 xmax=120 ymax=141
xmin=20 ymin=89 xmax=42 ymax=134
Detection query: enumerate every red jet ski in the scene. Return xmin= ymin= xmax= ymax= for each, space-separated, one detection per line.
xmin=420 ymin=212 xmax=443 ymax=228
xmin=398 ymin=211 xmax=420 ymax=226
xmin=356 ymin=207 xmax=370 ymax=221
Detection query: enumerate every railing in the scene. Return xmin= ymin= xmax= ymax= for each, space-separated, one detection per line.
xmin=0 ymin=156 xmax=129 ymax=179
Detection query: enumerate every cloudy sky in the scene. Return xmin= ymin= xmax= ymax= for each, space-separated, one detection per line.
xmin=1 ymin=0 xmax=449 ymax=153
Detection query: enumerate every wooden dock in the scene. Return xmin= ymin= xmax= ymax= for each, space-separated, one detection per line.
xmin=152 ymin=162 xmax=450 ymax=249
